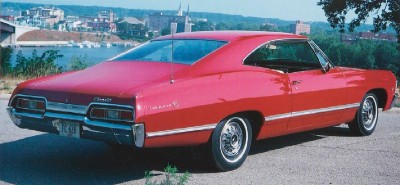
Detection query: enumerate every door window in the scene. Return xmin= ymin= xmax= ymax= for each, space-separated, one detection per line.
xmin=244 ymin=40 xmax=321 ymax=73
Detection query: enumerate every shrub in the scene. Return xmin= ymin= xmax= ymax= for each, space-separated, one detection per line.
xmin=68 ymin=54 xmax=94 ymax=71
xmin=145 ymin=164 xmax=190 ymax=185
xmin=0 ymin=46 xmax=13 ymax=76
xmin=13 ymin=49 xmax=64 ymax=78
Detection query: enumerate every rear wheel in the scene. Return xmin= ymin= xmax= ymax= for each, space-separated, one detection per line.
xmin=348 ymin=93 xmax=379 ymax=136
xmin=211 ymin=116 xmax=252 ymax=171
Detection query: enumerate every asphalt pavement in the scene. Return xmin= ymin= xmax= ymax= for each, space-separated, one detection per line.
xmin=1 ymin=99 xmax=400 ymax=185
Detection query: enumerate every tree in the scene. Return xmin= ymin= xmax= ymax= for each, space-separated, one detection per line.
xmin=161 ymin=28 xmax=171 ymax=36
xmin=318 ymin=0 xmax=400 ymax=43
xmin=13 ymin=49 xmax=64 ymax=78
xmin=0 ymin=46 xmax=13 ymax=76
xmin=191 ymin=21 xmax=214 ymax=32
xmin=68 ymin=54 xmax=93 ymax=71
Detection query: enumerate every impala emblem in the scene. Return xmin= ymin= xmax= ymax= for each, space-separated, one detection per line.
xmin=94 ymin=97 xmax=112 ymax=103
xmin=149 ymin=100 xmax=180 ymax=110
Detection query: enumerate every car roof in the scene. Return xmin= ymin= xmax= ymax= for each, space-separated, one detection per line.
xmin=154 ymin=31 xmax=307 ymax=41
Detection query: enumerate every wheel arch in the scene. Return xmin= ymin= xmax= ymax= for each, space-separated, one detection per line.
xmin=367 ymin=88 xmax=388 ymax=109
xmin=212 ymin=110 xmax=264 ymax=142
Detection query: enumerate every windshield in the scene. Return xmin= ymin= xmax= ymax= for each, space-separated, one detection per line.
xmin=111 ymin=39 xmax=227 ymax=65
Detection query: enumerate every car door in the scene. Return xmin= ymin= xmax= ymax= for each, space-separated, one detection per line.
xmin=286 ymin=40 xmax=348 ymax=131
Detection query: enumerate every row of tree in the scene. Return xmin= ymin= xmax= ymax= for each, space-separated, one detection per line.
xmin=311 ymin=32 xmax=400 ymax=79
xmin=0 ymin=48 xmax=91 ymax=78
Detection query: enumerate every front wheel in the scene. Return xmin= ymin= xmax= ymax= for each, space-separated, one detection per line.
xmin=348 ymin=93 xmax=379 ymax=136
xmin=211 ymin=116 xmax=252 ymax=171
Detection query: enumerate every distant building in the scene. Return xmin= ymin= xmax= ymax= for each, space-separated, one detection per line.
xmin=340 ymin=33 xmax=357 ymax=44
xmin=116 ymin=17 xmax=146 ymax=36
xmin=18 ymin=6 xmax=64 ymax=28
xmin=85 ymin=10 xmax=117 ymax=32
xmin=290 ymin=20 xmax=311 ymax=35
xmin=341 ymin=32 xmax=397 ymax=44
xmin=359 ymin=32 xmax=397 ymax=42
xmin=23 ymin=7 xmax=64 ymax=21
xmin=97 ymin=10 xmax=116 ymax=23
xmin=148 ymin=3 xmax=191 ymax=34
xmin=0 ymin=15 xmax=15 ymax=22
xmin=87 ymin=21 xmax=114 ymax=32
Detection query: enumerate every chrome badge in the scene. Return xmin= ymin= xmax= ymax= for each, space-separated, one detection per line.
xmin=94 ymin=97 xmax=112 ymax=103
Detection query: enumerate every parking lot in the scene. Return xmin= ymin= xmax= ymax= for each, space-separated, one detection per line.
xmin=1 ymin=98 xmax=400 ymax=185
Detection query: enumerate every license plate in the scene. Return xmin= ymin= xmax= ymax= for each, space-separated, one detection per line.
xmin=59 ymin=121 xmax=80 ymax=138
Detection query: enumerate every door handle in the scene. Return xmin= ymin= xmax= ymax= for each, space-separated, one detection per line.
xmin=292 ymin=80 xmax=302 ymax=85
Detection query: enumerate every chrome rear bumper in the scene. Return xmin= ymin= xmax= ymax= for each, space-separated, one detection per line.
xmin=6 ymin=107 xmax=144 ymax=147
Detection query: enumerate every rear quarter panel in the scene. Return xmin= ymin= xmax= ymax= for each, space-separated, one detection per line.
xmin=137 ymin=69 xmax=290 ymax=148
xmin=341 ymin=67 xmax=397 ymax=122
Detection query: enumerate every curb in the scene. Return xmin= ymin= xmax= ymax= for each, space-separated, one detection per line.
xmin=0 ymin=94 xmax=11 ymax=100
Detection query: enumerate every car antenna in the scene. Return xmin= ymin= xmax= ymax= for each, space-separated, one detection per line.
xmin=170 ymin=22 xmax=176 ymax=84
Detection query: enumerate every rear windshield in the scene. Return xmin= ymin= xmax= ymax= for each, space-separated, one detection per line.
xmin=111 ymin=39 xmax=227 ymax=65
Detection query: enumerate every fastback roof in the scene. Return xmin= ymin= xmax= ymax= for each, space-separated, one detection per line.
xmin=155 ymin=31 xmax=307 ymax=41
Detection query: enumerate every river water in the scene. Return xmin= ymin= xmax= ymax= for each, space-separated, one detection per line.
xmin=10 ymin=46 xmax=131 ymax=69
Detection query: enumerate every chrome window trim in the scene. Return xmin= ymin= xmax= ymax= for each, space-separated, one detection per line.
xmin=110 ymin=39 xmax=229 ymax=66
xmin=242 ymin=38 xmax=309 ymax=66
xmin=146 ymin=123 xmax=217 ymax=138
xmin=308 ymin=40 xmax=335 ymax=68
xmin=264 ymin=103 xmax=360 ymax=122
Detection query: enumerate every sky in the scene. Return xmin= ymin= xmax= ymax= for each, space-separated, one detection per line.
xmin=3 ymin=0 xmax=363 ymax=23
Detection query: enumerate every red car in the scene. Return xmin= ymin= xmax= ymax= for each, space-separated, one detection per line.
xmin=7 ymin=31 xmax=398 ymax=171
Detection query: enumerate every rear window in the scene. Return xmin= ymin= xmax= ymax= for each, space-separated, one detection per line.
xmin=111 ymin=39 xmax=227 ymax=65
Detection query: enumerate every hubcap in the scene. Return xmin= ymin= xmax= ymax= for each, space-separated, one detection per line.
xmin=221 ymin=121 xmax=243 ymax=157
xmin=362 ymin=96 xmax=377 ymax=130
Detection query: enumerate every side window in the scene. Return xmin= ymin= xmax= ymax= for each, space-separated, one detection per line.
xmin=244 ymin=40 xmax=321 ymax=73
xmin=315 ymin=52 xmax=328 ymax=67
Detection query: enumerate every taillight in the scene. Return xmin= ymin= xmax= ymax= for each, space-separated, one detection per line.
xmin=90 ymin=107 xmax=134 ymax=122
xmin=16 ymin=98 xmax=46 ymax=113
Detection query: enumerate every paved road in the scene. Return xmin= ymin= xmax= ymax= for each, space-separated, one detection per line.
xmin=1 ymin=99 xmax=400 ymax=185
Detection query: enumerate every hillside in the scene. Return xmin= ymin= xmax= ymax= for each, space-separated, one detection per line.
xmin=17 ymin=30 xmax=124 ymax=42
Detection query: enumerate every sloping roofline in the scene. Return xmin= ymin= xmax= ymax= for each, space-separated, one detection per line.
xmin=154 ymin=31 xmax=307 ymax=41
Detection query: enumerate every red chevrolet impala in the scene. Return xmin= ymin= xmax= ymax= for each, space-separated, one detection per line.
xmin=7 ymin=31 xmax=398 ymax=171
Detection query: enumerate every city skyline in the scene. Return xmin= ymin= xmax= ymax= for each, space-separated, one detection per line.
xmin=3 ymin=0 xmax=368 ymax=23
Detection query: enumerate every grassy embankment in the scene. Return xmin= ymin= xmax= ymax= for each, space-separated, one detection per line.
xmin=0 ymin=77 xmax=25 ymax=94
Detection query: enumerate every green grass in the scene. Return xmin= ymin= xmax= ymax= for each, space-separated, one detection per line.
xmin=145 ymin=164 xmax=190 ymax=185
xmin=0 ymin=77 xmax=26 ymax=94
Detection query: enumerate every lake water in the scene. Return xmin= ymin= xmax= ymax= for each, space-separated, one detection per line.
xmin=10 ymin=46 xmax=131 ymax=69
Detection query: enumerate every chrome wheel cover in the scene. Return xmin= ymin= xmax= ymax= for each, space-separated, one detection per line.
xmin=219 ymin=117 xmax=248 ymax=163
xmin=362 ymin=96 xmax=377 ymax=131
